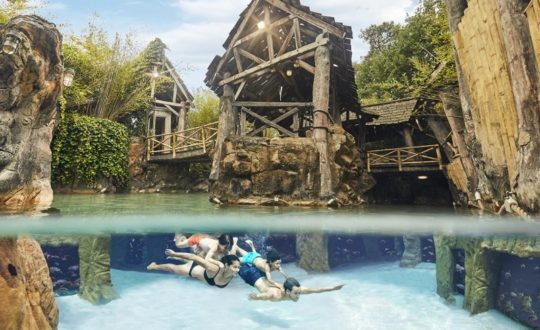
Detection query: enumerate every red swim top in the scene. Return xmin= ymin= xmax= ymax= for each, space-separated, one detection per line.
xmin=187 ymin=235 xmax=202 ymax=247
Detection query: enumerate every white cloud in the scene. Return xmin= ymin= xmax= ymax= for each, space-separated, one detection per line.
xmin=154 ymin=0 xmax=418 ymax=89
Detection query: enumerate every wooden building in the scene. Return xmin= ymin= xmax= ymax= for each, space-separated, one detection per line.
xmin=205 ymin=0 xmax=370 ymax=202
xmin=146 ymin=56 xmax=194 ymax=161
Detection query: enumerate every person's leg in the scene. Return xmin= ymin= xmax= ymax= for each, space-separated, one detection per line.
xmin=147 ymin=261 xmax=192 ymax=276
xmin=245 ymin=240 xmax=256 ymax=252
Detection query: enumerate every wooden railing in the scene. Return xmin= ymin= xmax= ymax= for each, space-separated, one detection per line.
xmin=147 ymin=121 xmax=219 ymax=159
xmin=367 ymin=144 xmax=443 ymax=172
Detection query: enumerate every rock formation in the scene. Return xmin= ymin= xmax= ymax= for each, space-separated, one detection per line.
xmin=0 ymin=15 xmax=63 ymax=330
xmin=210 ymin=126 xmax=374 ymax=207
xmin=0 ymin=15 xmax=63 ymax=209
xmin=0 ymin=238 xmax=58 ymax=329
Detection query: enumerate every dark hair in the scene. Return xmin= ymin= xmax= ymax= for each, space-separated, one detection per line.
xmin=266 ymin=249 xmax=281 ymax=263
xmin=218 ymin=234 xmax=233 ymax=247
xmin=283 ymin=277 xmax=300 ymax=292
xmin=220 ymin=254 xmax=240 ymax=266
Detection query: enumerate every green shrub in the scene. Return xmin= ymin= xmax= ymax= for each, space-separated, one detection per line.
xmin=51 ymin=114 xmax=129 ymax=188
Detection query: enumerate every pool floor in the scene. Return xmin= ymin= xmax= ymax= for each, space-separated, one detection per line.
xmin=57 ymin=262 xmax=526 ymax=330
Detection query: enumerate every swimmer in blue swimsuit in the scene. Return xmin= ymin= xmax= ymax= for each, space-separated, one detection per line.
xmin=147 ymin=250 xmax=240 ymax=289
xmin=231 ymin=239 xmax=287 ymax=289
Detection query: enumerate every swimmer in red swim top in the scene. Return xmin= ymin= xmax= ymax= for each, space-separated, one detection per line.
xmin=147 ymin=251 xmax=240 ymax=289
xmin=173 ymin=233 xmax=234 ymax=266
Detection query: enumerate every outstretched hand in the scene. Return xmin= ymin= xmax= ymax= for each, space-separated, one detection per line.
xmin=333 ymin=284 xmax=345 ymax=290
xmin=164 ymin=249 xmax=175 ymax=256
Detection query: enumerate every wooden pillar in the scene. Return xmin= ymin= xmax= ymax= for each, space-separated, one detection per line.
xmin=426 ymin=116 xmax=454 ymax=160
xmin=497 ymin=0 xmax=540 ymax=211
xmin=210 ymin=73 xmax=235 ymax=181
xmin=312 ymin=34 xmax=333 ymax=199
xmin=401 ymin=126 xmax=414 ymax=148
xmin=439 ymin=89 xmax=477 ymax=190
xmin=178 ymin=102 xmax=188 ymax=132
xmin=240 ymin=108 xmax=246 ymax=136
xmin=400 ymin=126 xmax=422 ymax=268
xmin=292 ymin=109 xmax=300 ymax=135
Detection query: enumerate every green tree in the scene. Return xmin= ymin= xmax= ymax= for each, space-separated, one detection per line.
xmin=187 ymin=88 xmax=219 ymax=128
xmin=0 ymin=0 xmax=30 ymax=24
xmin=355 ymin=0 xmax=455 ymax=104
xmin=62 ymin=22 xmax=162 ymax=124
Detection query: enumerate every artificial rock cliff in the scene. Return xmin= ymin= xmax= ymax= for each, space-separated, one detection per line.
xmin=210 ymin=126 xmax=374 ymax=207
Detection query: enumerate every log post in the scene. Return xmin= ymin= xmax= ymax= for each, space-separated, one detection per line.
xmin=312 ymin=34 xmax=333 ymax=199
xmin=210 ymin=73 xmax=235 ymax=181
xmin=426 ymin=116 xmax=454 ymax=160
xmin=178 ymin=102 xmax=188 ymax=132
xmin=497 ymin=0 xmax=540 ymax=211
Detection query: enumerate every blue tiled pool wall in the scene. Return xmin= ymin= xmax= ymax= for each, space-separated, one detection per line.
xmin=42 ymin=244 xmax=80 ymax=296
xmin=496 ymin=253 xmax=540 ymax=329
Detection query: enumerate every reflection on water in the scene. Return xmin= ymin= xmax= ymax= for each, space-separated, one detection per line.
xmin=1 ymin=193 xmax=539 ymax=329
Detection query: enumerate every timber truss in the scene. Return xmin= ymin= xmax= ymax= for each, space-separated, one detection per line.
xmin=205 ymin=0 xmax=363 ymax=138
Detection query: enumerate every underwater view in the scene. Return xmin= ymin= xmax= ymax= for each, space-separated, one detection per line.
xmin=1 ymin=194 xmax=538 ymax=329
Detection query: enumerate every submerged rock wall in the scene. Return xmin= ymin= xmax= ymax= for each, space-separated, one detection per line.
xmin=0 ymin=238 xmax=58 ymax=330
xmin=210 ymin=127 xmax=374 ymax=206
xmin=435 ymin=235 xmax=540 ymax=328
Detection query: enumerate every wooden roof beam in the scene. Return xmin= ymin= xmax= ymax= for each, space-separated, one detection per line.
xmin=264 ymin=0 xmax=347 ymax=38
xmin=234 ymin=101 xmax=312 ymax=107
xmin=212 ymin=0 xmax=261 ymax=84
xmin=233 ymin=14 xmax=294 ymax=49
xmin=237 ymin=48 xmax=265 ymax=64
xmin=164 ymin=61 xmax=192 ymax=102
xmin=219 ymin=36 xmax=329 ymax=86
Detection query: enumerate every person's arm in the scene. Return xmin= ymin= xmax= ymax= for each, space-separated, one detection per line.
xmin=204 ymin=245 xmax=222 ymax=267
xmin=261 ymin=264 xmax=282 ymax=289
xmin=299 ymin=284 xmax=344 ymax=295
xmin=164 ymin=249 xmax=220 ymax=272
xmin=278 ymin=267 xmax=288 ymax=279
xmin=248 ymin=292 xmax=278 ymax=301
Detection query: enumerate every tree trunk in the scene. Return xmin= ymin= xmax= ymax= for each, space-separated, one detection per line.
xmin=426 ymin=116 xmax=454 ymax=160
xmin=312 ymin=37 xmax=333 ymax=199
xmin=497 ymin=0 xmax=540 ymax=211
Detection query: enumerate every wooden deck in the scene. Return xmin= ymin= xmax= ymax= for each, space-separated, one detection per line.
xmin=147 ymin=122 xmax=218 ymax=163
xmin=367 ymin=144 xmax=444 ymax=173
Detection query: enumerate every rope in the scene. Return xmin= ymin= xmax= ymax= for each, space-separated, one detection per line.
xmin=312 ymin=109 xmax=335 ymax=125
xmin=497 ymin=192 xmax=532 ymax=221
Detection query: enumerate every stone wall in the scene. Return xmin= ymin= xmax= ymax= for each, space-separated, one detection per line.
xmin=128 ymin=137 xmax=208 ymax=193
xmin=210 ymin=127 xmax=375 ymax=206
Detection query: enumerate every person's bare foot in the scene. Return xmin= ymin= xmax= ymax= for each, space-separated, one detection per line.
xmin=245 ymin=239 xmax=255 ymax=252
xmin=147 ymin=262 xmax=158 ymax=271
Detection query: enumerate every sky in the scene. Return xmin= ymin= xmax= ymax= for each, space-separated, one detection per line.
xmin=30 ymin=0 xmax=420 ymax=90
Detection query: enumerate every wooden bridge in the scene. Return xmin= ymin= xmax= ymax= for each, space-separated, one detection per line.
xmin=367 ymin=144 xmax=444 ymax=173
xmin=147 ymin=122 xmax=219 ymax=162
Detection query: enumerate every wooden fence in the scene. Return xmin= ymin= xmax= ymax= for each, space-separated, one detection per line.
xmin=367 ymin=144 xmax=444 ymax=173
xmin=147 ymin=121 xmax=219 ymax=160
